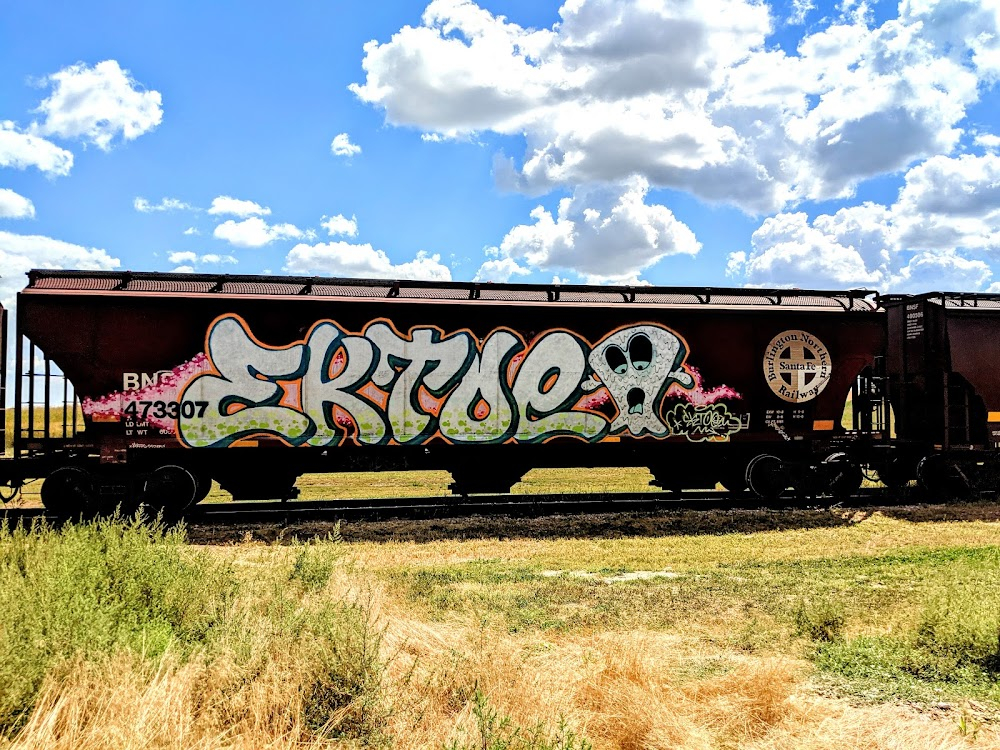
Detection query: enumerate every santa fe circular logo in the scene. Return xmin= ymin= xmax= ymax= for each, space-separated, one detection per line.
xmin=763 ymin=330 xmax=831 ymax=403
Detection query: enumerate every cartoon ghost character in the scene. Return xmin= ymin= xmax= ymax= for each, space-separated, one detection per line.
xmin=582 ymin=324 xmax=694 ymax=436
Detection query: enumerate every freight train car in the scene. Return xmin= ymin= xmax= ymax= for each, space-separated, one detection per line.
xmin=872 ymin=292 xmax=1000 ymax=496
xmin=5 ymin=270 xmax=884 ymax=514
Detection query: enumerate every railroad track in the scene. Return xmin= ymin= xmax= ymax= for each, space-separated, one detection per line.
xmin=0 ymin=487 xmax=924 ymax=525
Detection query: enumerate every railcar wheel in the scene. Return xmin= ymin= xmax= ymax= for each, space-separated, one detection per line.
xmin=745 ymin=454 xmax=788 ymax=501
xmin=41 ymin=467 xmax=96 ymax=516
xmin=917 ymin=455 xmax=971 ymax=500
xmin=823 ymin=452 xmax=863 ymax=499
xmin=139 ymin=465 xmax=198 ymax=517
xmin=874 ymin=458 xmax=911 ymax=490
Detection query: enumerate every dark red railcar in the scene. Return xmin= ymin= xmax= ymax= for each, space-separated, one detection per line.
xmin=6 ymin=270 xmax=884 ymax=512
xmin=880 ymin=292 xmax=1000 ymax=494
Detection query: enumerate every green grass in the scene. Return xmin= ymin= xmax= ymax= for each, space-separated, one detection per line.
xmin=203 ymin=467 xmax=659 ymax=503
xmin=0 ymin=515 xmax=383 ymax=741
xmin=807 ymin=575 xmax=1000 ymax=704
xmin=379 ymin=543 xmax=1000 ymax=703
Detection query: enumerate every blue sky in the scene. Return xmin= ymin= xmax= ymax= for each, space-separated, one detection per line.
xmin=2 ymin=0 xmax=1000 ymax=303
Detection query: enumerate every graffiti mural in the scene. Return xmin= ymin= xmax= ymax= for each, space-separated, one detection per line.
xmin=82 ymin=315 xmax=748 ymax=447
xmin=664 ymin=403 xmax=750 ymax=442
xmin=583 ymin=325 xmax=695 ymax=436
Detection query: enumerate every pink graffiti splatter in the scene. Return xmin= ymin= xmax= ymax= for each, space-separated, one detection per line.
xmin=581 ymin=368 xmax=740 ymax=411
xmin=579 ymin=388 xmax=610 ymax=410
xmin=82 ymin=353 xmax=213 ymax=430
xmin=667 ymin=366 xmax=741 ymax=405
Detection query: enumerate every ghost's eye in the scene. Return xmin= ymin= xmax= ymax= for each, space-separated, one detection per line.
xmin=629 ymin=333 xmax=652 ymax=371
xmin=605 ymin=345 xmax=628 ymax=375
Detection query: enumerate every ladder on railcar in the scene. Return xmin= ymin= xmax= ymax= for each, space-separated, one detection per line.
xmin=852 ymin=358 xmax=890 ymax=436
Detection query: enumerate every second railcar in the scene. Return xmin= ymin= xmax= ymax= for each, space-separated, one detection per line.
xmin=878 ymin=292 xmax=1000 ymax=495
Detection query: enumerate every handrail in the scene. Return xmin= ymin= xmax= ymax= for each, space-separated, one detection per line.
xmin=24 ymin=269 xmax=881 ymax=310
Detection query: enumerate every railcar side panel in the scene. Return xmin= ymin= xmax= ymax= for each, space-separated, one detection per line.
xmin=20 ymin=290 xmax=882 ymax=449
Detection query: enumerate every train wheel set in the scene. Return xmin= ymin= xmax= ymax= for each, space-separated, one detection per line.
xmin=3 ymin=269 xmax=1000 ymax=517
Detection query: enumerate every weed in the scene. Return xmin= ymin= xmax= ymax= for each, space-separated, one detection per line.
xmin=0 ymin=516 xmax=392 ymax=747
xmin=289 ymin=532 xmax=341 ymax=592
xmin=907 ymin=592 xmax=1000 ymax=681
xmin=0 ymin=514 xmax=235 ymax=731
xmin=793 ymin=598 xmax=846 ymax=642
xmin=444 ymin=689 xmax=591 ymax=750
xmin=302 ymin=598 xmax=390 ymax=743
xmin=957 ymin=710 xmax=981 ymax=740
xmin=810 ymin=587 xmax=1000 ymax=704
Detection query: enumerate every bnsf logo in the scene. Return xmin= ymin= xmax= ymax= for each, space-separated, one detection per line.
xmin=123 ymin=371 xmax=171 ymax=391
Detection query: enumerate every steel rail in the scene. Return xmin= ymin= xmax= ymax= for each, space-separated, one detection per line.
xmin=0 ymin=486 xmax=927 ymax=526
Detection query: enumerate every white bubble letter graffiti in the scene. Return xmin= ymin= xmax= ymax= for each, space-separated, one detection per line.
xmin=300 ymin=322 xmax=385 ymax=446
xmin=178 ymin=316 xmax=311 ymax=447
xmin=366 ymin=323 xmax=473 ymax=443
xmin=439 ymin=330 xmax=521 ymax=443
xmin=511 ymin=331 xmax=608 ymax=442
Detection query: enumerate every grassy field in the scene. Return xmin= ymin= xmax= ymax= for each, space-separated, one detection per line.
xmin=4 ymin=399 xmax=988 ymax=748
xmin=3 ymin=502 xmax=1000 ymax=748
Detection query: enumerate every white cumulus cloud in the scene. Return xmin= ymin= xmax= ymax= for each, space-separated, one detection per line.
xmin=33 ymin=60 xmax=163 ymax=151
xmin=482 ymin=177 xmax=699 ymax=284
xmin=168 ymin=251 xmax=197 ymax=265
xmin=207 ymin=196 xmax=271 ymax=217
xmin=321 ymin=213 xmax=359 ymax=236
xmin=168 ymin=250 xmax=237 ymax=266
xmin=730 ymin=151 xmax=1000 ymax=292
xmin=473 ymin=256 xmax=532 ymax=283
xmin=199 ymin=253 xmax=237 ymax=265
xmin=893 ymin=153 xmax=1000 ymax=252
xmin=0 ymin=189 xmax=36 ymax=219
xmin=331 ymin=133 xmax=361 ymax=157
xmin=214 ymin=217 xmax=304 ymax=248
xmin=351 ymin=0 xmax=1000 ymax=213
xmin=134 ymin=196 xmax=193 ymax=213
xmin=285 ymin=243 xmax=451 ymax=280
xmin=0 ymin=230 xmax=119 ymax=305
xmin=0 ymin=121 xmax=73 ymax=176
xmin=974 ymin=132 xmax=1000 ymax=150
xmin=892 ymin=249 xmax=992 ymax=292
xmin=738 ymin=208 xmax=888 ymax=288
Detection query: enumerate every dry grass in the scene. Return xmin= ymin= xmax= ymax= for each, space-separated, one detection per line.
xmin=8 ymin=582 xmax=999 ymax=749
xmin=8 ymin=497 xmax=1000 ymax=747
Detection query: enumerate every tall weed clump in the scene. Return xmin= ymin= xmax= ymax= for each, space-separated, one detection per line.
xmin=444 ymin=689 xmax=591 ymax=750
xmin=0 ymin=514 xmax=236 ymax=731
xmin=905 ymin=591 xmax=1000 ymax=682
xmin=0 ymin=519 xmax=394 ymax=747
xmin=808 ymin=581 xmax=1000 ymax=701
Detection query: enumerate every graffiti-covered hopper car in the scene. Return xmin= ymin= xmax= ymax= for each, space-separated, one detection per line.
xmin=10 ymin=270 xmax=883 ymax=513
